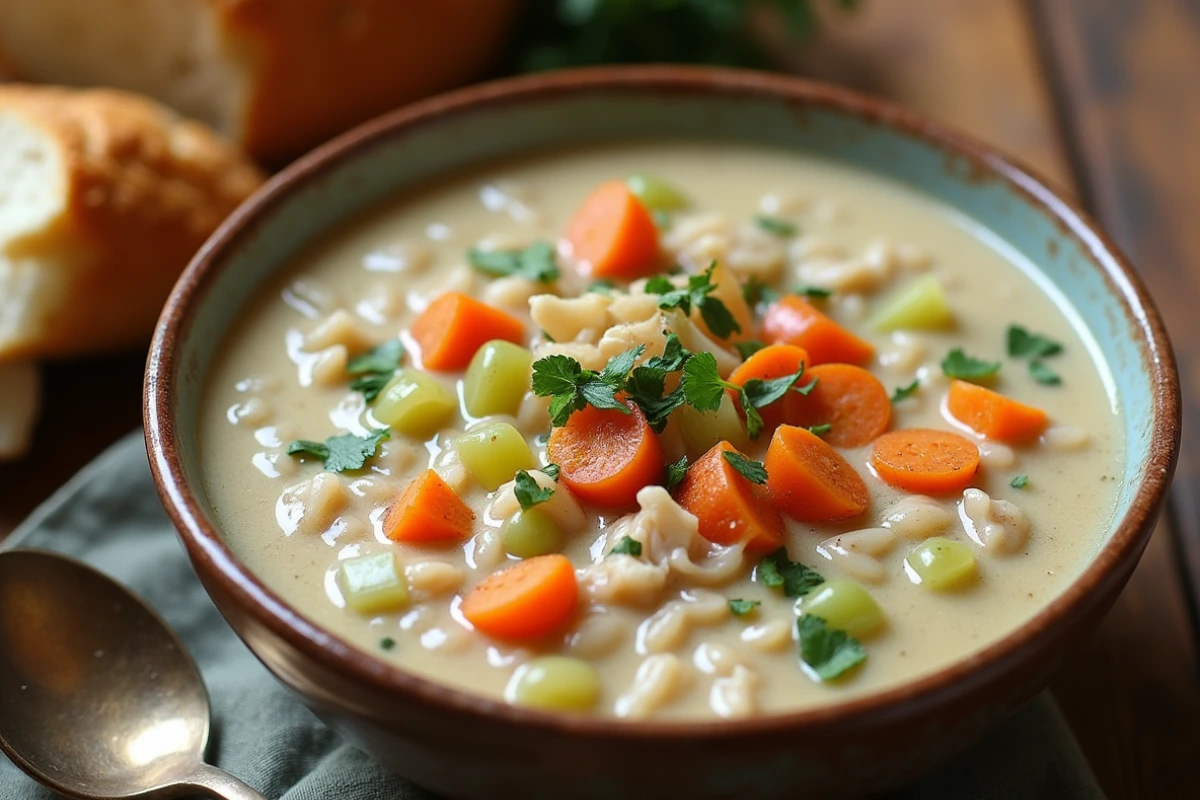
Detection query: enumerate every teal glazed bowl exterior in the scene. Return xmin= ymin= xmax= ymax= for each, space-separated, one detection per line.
xmin=145 ymin=67 xmax=1179 ymax=799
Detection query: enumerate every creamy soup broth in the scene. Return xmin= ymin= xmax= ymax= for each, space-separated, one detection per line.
xmin=199 ymin=142 xmax=1122 ymax=720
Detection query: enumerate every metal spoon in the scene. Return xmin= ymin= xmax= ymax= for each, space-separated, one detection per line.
xmin=0 ymin=549 xmax=267 ymax=800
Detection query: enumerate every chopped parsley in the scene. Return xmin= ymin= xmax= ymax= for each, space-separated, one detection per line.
xmin=758 ymin=547 xmax=824 ymax=598
xmin=1010 ymin=474 xmax=1029 ymax=489
xmin=890 ymin=379 xmax=919 ymax=403
xmin=728 ymin=599 xmax=761 ymax=616
xmin=467 ymin=240 xmax=559 ymax=282
xmin=622 ymin=332 xmax=691 ymax=433
xmin=741 ymin=276 xmax=780 ymax=309
xmin=1029 ymin=360 xmax=1062 ymax=385
xmin=806 ymin=423 xmax=833 ymax=436
xmin=665 ymin=456 xmax=689 ymax=491
xmin=379 ymin=637 xmax=396 ymax=651
xmin=608 ymin=535 xmax=643 ymax=558
xmin=588 ymin=278 xmax=617 ymax=295
xmin=531 ymin=345 xmax=643 ymax=426
xmin=645 ymin=262 xmax=741 ymax=339
xmin=797 ymin=615 xmax=866 ymax=681
xmin=346 ymin=339 xmax=404 ymax=402
xmin=723 ymin=450 xmax=768 ymax=484
xmin=514 ymin=470 xmax=554 ymax=511
xmin=286 ymin=429 xmax=390 ymax=473
xmin=754 ymin=215 xmax=798 ymax=237
xmin=682 ymin=351 xmax=811 ymax=439
xmin=735 ymin=339 xmax=767 ymax=360
xmin=1007 ymin=325 xmax=1063 ymax=359
xmin=541 ymin=463 xmax=561 ymax=481
xmin=941 ymin=348 xmax=1001 ymax=381
xmin=794 ymin=285 xmax=833 ymax=300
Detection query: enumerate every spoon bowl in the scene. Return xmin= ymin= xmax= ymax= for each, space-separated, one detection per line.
xmin=0 ymin=549 xmax=265 ymax=800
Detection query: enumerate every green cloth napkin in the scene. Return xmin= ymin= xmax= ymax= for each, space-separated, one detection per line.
xmin=0 ymin=432 xmax=1106 ymax=799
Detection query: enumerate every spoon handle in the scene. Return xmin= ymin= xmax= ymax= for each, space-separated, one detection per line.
xmin=177 ymin=763 xmax=270 ymax=800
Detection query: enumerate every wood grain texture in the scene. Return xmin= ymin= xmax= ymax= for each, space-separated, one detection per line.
xmin=1031 ymin=1 xmax=1200 ymax=796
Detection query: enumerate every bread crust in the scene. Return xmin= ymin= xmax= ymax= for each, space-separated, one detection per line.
xmin=0 ymin=85 xmax=264 ymax=360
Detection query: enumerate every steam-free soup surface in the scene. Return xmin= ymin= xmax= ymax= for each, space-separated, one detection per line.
xmin=200 ymin=142 xmax=1121 ymax=720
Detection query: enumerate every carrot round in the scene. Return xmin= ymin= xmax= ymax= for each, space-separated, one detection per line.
xmin=870 ymin=428 xmax=980 ymax=494
xmin=674 ymin=441 xmax=786 ymax=554
xmin=727 ymin=343 xmax=810 ymax=433
xmin=785 ymin=363 xmax=891 ymax=448
xmin=411 ymin=291 xmax=524 ymax=371
xmin=460 ymin=555 xmax=578 ymax=641
xmin=547 ymin=398 xmax=664 ymax=509
xmin=945 ymin=380 xmax=1048 ymax=444
xmin=764 ymin=425 xmax=870 ymax=522
xmin=761 ymin=295 xmax=874 ymax=366
xmin=383 ymin=469 xmax=474 ymax=544
xmin=566 ymin=180 xmax=661 ymax=279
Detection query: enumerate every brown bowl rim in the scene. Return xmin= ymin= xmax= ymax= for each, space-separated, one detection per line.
xmin=144 ymin=65 xmax=1180 ymax=739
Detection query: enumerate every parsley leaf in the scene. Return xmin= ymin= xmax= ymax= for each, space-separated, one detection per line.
xmin=728 ymin=599 xmax=761 ymax=616
xmin=665 ymin=456 xmax=689 ymax=491
xmin=1029 ymin=360 xmax=1062 ymax=385
xmin=589 ymin=279 xmax=616 ymax=295
xmin=542 ymin=463 xmax=560 ymax=481
xmin=347 ymin=339 xmax=404 ymax=376
xmin=735 ymin=340 xmax=766 ymax=360
xmin=890 ymin=379 xmax=919 ymax=403
xmin=1007 ymin=325 xmax=1063 ymax=359
xmin=758 ymin=547 xmax=824 ymax=597
xmin=681 ymin=352 xmax=728 ymax=413
xmin=380 ymin=637 xmax=396 ymax=651
xmin=941 ymin=348 xmax=1001 ymax=381
xmin=531 ymin=347 xmax=642 ymax=426
xmin=1011 ymin=474 xmax=1029 ymax=489
xmin=806 ymin=423 xmax=833 ymax=436
xmin=795 ymin=285 xmax=833 ymax=300
xmin=514 ymin=470 xmax=554 ymax=511
xmin=468 ymin=240 xmax=559 ymax=282
xmin=682 ymin=351 xmax=808 ymax=440
xmin=286 ymin=429 xmax=390 ymax=472
xmin=755 ymin=215 xmax=797 ymax=236
xmin=346 ymin=340 xmax=404 ymax=402
xmin=648 ymin=263 xmax=742 ymax=339
xmin=741 ymin=277 xmax=780 ymax=309
xmin=608 ymin=535 xmax=642 ymax=558
xmin=742 ymin=368 xmax=807 ymax=410
xmin=723 ymin=450 xmax=768 ymax=484
xmin=797 ymin=615 xmax=866 ymax=681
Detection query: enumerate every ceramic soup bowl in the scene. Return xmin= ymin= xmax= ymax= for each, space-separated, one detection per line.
xmin=145 ymin=67 xmax=1179 ymax=799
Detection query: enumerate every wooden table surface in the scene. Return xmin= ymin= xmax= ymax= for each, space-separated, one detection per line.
xmin=2 ymin=2 xmax=1198 ymax=797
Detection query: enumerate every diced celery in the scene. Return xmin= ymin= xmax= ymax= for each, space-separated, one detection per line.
xmin=798 ymin=578 xmax=885 ymax=638
xmin=679 ymin=393 xmax=750 ymax=457
xmin=869 ymin=274 xmax=955 ymax=331
xmin=507 ymin=656 xmax=601 ymax=712
xmin=501 ymin=508 xmax=563 ymax=558
xmin=372 ymin=368 xmax=456 ymax=437
xmin=339 ymin=552 xmax=408 ymax=615
xmin=463 ymin=340 xmax=533 ymax=418
xmin=456 ymin=422 xmax=536 ymax=490
xmin=905 ymin=537 xmax=977 ymax=591
xmin=626 ymin=174 xmax=688 ymax=211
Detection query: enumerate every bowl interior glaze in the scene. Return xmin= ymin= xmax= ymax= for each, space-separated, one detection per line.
xmin=147 ymin=68 xmax=1178 ymax=744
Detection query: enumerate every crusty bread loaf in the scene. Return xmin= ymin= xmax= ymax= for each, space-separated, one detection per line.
xmin=0 ymin=84 xmax=265 ymax=361
xmin=0 ymin=0 xmax=520 ymax=163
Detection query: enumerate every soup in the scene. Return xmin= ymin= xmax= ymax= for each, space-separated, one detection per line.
xmin=199 ymin=142 xmax=1122 ymax=720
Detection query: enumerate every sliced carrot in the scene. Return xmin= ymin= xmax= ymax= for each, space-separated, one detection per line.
xmin=870 ymin=428 xmax=980 ymax=494
xmin=727 ymin=344 xmax=810 ymax=434
xmin=410 ymin=291 xmax=524 ymax=371
xmin=785 ymin=363 xmax=891 ymax=448
xmin=547 ymin=398 xmax=664 ymax=509
xmin=383 ymin=469 xmax=474 ymax=544
xmin=460 ymin=554 xmax=578 ymax=641
xmin=674 ymin=441 xmax=786 ymax=554
xmin=761 ymin=295 xmax=874 ymax=366
xmin=945 ymin=380 xmax=1048 ymax=444
xmin=764 ymin=425 xmax=870 ymax=522
xmin=566 ymin=180 xmax=661 ymax=279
